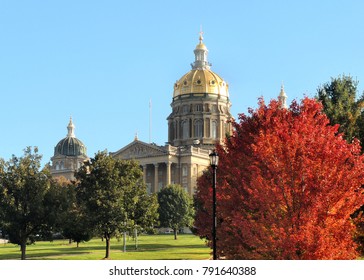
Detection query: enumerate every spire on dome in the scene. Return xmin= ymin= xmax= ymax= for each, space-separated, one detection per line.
xmin=199 ymin=26 xmax=204 ymax=44
xmin=278 ymin=83 xmax=288 ymax=109
xmin=67 ymin=117 xmax=76 ymax=137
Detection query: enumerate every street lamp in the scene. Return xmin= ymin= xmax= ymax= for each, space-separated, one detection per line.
xmin=209 ymin=150 xmax=219 ymax=260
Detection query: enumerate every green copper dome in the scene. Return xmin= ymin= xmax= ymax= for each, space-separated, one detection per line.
xmin=54 ymin=118 xmax=87 ymax=157
xmin=55 ymin=137 xmax=87 ymax=156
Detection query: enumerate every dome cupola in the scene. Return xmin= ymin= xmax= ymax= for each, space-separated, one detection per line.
xmin=192 ymin=32 xmax=210 ymax=70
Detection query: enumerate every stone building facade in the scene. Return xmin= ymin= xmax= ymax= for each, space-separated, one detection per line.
xmin=111 ymin=33 xmax=232 ymax=194
xmin=50 ymin=34 xmax=288 ymax=192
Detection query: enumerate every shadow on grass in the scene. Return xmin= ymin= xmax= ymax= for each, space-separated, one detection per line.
xmin=0 ymin=243 xmax=101 ymax=260
xmin=0 ymin=234 xmax=210 ymax=260
xmin=115 ymin=243 xmax=205 ymax=251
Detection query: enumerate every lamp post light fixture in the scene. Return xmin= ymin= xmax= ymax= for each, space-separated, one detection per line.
xmin=209 ymin=150 xmax=219 ymax=260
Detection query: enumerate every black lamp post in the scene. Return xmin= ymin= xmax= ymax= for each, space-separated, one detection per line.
xmin=209 ymin=150 xmax=219 ymax=260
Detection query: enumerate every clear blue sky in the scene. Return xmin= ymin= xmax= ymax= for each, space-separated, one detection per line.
xmin=1 ymin=0 xmax=364 ymax=166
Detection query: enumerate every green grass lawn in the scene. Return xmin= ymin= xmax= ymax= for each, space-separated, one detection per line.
xmin=0 ymin=234 xmax=211 ymax=260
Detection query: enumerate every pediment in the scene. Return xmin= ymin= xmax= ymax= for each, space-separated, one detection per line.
xmin=111 ymin=140 xmax=168 ymax=160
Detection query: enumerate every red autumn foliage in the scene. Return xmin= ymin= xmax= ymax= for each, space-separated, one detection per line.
xmin=194 ymin=97 xmax=364 ymax=259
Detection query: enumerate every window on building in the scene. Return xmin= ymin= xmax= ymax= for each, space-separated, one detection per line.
xmin=169 ymin=122 xmax=175 ymax=142
xmin=205 ymin=118 xmax=210 ymax=138
xmin=196 ymin=104 xmax=202 ymax=112
xmin=211 ymin=121 xmax=218 ymax=139
xmin=182 ymin=105 xmax=189 ymax=114
xmin=182 ymin=165 xmax=188 ymax=177
xmin=182 ymin=120 xmax=189 ymax=139
xmin=174 ymin=120 xmax=178 ymax=139
xmin=225 ymin=122 xmax=231 ymax=137
xmin=194 ymin=119 xmax=203 ymax=138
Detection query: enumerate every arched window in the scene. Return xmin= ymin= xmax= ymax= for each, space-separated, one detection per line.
xmin=194 ymin=119 xmax=203 ymax=138
xmin=169 ymin=122 xmax=175 ymax=142
xmin=182 ymin=120 xmax=189 ymax=139
xmin=182 ymin=105 xmax=189 ymax=114
xmin=211 ymin=120 xmax=218 ymax=139
xmin=55 ymin=162 xmax=59 ymax=170
xmin=195 ymin=104 xmax=203 ymax=112
xmin=174 ymin=120 xmax=178 ymax=139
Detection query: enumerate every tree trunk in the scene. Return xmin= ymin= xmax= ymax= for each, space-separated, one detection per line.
xmin=104 ymin=233 xmax=110 ymax=259
xmin=174 ymin=228 xmax=178 ymax=240
xmin=134 ymin=227 xmax=138 ymax=250
xmin=20 ymin=241 xmax=27 ymax=260
xmin=123 ymin=231 xmax=126 ymax=252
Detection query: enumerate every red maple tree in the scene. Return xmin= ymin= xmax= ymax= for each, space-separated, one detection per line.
xmin=194 ymin=97 xmax=364 ymax=259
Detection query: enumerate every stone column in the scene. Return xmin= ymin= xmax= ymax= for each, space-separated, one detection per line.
xmin=154 ymin=163 xmax=159 ymax=193
xmin=176 ymin=162 xmax=181 ymax=185
xmin=166 ymin=161 xmax=171 ymax=186
xmin=188 ymin=163 xmax=193 ymax=195
xmin=142 ymin=164 xmax=147 ymax=184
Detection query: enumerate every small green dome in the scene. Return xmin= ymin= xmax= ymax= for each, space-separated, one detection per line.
xmin=54 ymin=118 xmax=87 ymax=157
xmin=55 ymin=136 xmax=87 ymax=157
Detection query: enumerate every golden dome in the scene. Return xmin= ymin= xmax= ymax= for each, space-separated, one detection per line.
xmin=173 ymin=68 xmax=229 ymax=98
xmin=173 ymin=34 xmax=229 ymax=99
xmin=195 ymin=42 xmax=207 ymax=50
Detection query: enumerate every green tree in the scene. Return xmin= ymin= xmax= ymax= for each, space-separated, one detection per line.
xmin=158 ymin=184 xmax=194 ymax=240
xmin=62 ymin=207 xmax=93 ymax=247
xmin=124 ymin=184 xmax=159 ymax=243
xmin=317 ymin=75 xmax=364 ymax=253
xmin=0 ymin=158 xmax=5 ymax=236
xmin=111 ymin=159 xmax=159 ymax=250
xmin=75 ymin=151 xmax=156 ymax=258
xmin=59 ymin=181 xmax=93 ymax=247
xmin=0 ymin=147 xmax=65 ymax=259
xmin=317 ymin=74 xmax=364 ymax=142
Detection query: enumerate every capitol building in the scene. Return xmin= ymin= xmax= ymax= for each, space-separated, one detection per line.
xmin=50 ymin=34 xmax=287 ymax=194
